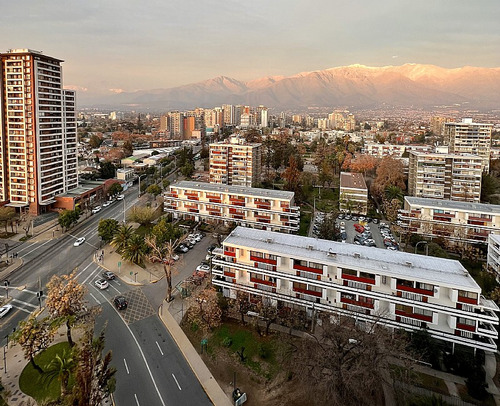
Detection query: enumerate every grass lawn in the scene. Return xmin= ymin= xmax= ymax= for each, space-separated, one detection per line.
xmin=299 ymin=209 xmax=312 ymax=236
xmin=19 ymin=342 xmax=74 ymax=403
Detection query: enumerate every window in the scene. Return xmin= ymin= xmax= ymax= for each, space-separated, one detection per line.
xmin=397 ymin=279 xmax=413 ymax=288
xmin=416 ymin=282 xmax=433 ymax=291
xmin=342 ymin=269 xmax=357 ymax=277
xmin=359 ymin=271 xmax=375 ymax=280
xmin=458 ymin=290 xmax=478 ymax=300
xmin=457 ymin=317 xmax=475 ymax=326
xmin=396 ymin=304 xmax=413 ymax=313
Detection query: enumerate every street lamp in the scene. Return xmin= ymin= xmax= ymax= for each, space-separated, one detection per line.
xmin=123 ymin=195 xmax=126 ymax=223
xmin=138 ymin=174 xmax=147 ymax=198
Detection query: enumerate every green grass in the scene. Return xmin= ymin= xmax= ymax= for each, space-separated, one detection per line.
xmin=19 ymin=342 xmax=74 ymax=403
xmin=134 ymin=224 xmax=154 ymax=237
xmin=299 ymin=209 xmax=312 ymax=236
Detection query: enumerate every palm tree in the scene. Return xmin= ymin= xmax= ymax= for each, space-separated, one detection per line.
xmin=146 ymin=235 xmax=180 ymax=302
xmin=42 ymin=349 xmax=76 ymax=398
xmin=384 ymin=185 xmax=404 ymax=203
xmin=122 ymin=233 xmax=148 ymax=266
xmin=111 ymin=225 xmax=133 ymax=254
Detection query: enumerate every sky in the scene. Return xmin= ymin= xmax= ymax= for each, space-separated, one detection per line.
xmin=1 ymin=0 xmax=499 ymax=104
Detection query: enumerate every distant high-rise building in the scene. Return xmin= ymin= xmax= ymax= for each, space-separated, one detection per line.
xmin=0 ymin=49 xmax=78 ymax=215
xmin=345 ymin=113 xmax=356 ymax=131
xmin=209 ymin=138 xmax=262 ymax=187
xmin=159 ymin=115 xmax=168 ymax=132
xmin=222 ymin=104 xmax=235 ymax=126
xmin=168 ymin=111 xmax=184 ymax=138
xmin=444 ymin=118 xmax=493 ymax=172
xmin=183 ymin=116 xmax=195 ymax=139
xmin=430 ymin=116 xmax=452 ymax=136
xmin=317 ymin=118 xmax=329 ymax=130
xmin=292 ymin=115 xmax=302 ymax=125
xmin=260 ymin=107 xmax=268 ymax=128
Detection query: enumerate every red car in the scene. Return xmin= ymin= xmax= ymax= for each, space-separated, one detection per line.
xmin=354 ymin=224 xmax=365 ymax=233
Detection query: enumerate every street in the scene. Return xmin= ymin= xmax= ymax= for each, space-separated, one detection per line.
xmin=0 ymin=181 xmax=212 ymax=406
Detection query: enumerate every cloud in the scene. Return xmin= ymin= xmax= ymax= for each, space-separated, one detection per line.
xmin=109 ymin=88 xmax=125 ymax=94
xmin=65 ymin=85 xmax=88 ymax=92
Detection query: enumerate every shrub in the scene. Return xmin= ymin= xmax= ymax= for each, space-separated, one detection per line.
xmin=222 ymin=336 xmax=232 ymax=347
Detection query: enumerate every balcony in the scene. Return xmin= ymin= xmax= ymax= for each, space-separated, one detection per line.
xmin=250 ymin=255 xmax=277 ymax=265
xmin=250 ymin=276 xmax=276 ymax=287
xmin=255 ymin=203 xmax=271 ymax=210
xmin=224 ymin=270 xmax=236 ymax=278
xmin=396 ymin=284 xmax=434 ymax=297
xmin=340 ymin=297 xmax=374 ymax=309
xmin=478 ymin=323 xmax=497 ymax=337
xmin=458 ymin=295 xmax=478 ymax=305
xmin=254 ymin=283 xmax=276 ymax=293
xmin=294 ymin=263 xmax=323 ymax=275
xmin=397 ymin=316 xmax=426 ymax=328
xmin=293 ymin=286 xmax=322 ymax=298
xmin=395 ymin=309 xmax=432 ymax=323
xmin=456 ymin=323 xmax=476 ymax=332
xmin=343 ymin=279 xmax=371 ymax=291
xmin=342 ymin=303 xmax=372 ymax=315
xmin=229 ymin=199 xmax=245 ymax=207
xmin=342 ymin=273 xmax=375 ymax=285
xmin=398 ymin=290 xmax=427 ymax=302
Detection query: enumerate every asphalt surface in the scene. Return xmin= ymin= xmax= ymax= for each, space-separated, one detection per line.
xmin=0 ymin=176 xmax=213 ymax=406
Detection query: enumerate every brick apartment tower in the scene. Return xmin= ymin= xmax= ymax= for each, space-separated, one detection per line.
xmin=0 ymin=49 xmax=78 ymax=215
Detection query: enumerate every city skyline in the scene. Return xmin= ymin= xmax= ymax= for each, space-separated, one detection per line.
xmin=1 ymin=0 xmax=499 ymax=104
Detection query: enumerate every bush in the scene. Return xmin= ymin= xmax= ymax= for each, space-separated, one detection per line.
xmin=258 ymin=343 xmax=271 ymax=359
xmin=222 ymin=336 xmax=232 ymax=347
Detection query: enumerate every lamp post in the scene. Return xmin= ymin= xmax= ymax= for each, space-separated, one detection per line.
xmin=138 ymin=174 xmax=147 ymax=198
xmin=415 ymin=240 xmax=428 ymax=256
xmin=123 ymin=195 xmax=126 ymax=223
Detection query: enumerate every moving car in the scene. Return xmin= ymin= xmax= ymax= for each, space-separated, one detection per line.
xmin=103 ymin=201 xmax=111 ymax=207
xmin=94 ymin=279 xmax=109 ymax=290
xmin=116 ymin=195 xmax=125 ymax=201
xmin=73 ymin=237 xmax=86 ymax=247
xmin=91 ymin=206 xmax=101 ymax=214
xmin=0 ymin=304 xmax=12 ymax=318
xmin=114 ymin=296 xmax=128 ymax=310
xmin=102 ymin=271 xmax=116 ymax=280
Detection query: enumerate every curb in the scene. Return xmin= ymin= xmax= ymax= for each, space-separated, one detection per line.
xmin=93 ymin=258 xmax=145 ymax=287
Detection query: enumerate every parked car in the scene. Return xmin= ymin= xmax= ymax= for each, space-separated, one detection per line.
xmin=351 ymin=216 xmax=358 ymax=222
xmin=114 ymin=296 xmax=128 ymax=310
xmin=102 ymin=271 xmax=116 ymax=280
xmin=102 ymin=201 xmax=111 ymax=207
xmin=91 ymin=206 xmax=101 ymax=214
xmin=94 ymin=279 xmax=109 ymax=290
xmin=338 ymin=213 xmax=344 ymax=220
xmin=73 ymin=237 xmax=86 ymax=247
xmin=364 ymin=226 xmax=370 ymax=231
xmin=340 ymin=232 xmax=347 ymax=241
xmin=379 ymin=222 xmax=388 ymax=228
xmin=196 ymin=263 xmax=210 ymax=273
xmin=372 ymin=219 xmax=379 ymax=224
xmin=0 ymin=304 xmax=12 ymax=318
xmin=116 ymin=195 xmax=125 ymax=201
xmin=177 ymin=244 xmax=189 ymax=253
xmin=354 ymin=224 xmax=365 ymax=233
xmin=344 ymin=214 xmax=351 ymax=220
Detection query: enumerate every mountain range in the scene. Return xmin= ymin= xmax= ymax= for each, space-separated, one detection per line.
xmin=98 ymin=64 xmax=500 ymax=111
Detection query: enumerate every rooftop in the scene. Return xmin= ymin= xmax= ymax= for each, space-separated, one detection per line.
xmin=340 ymin=172 xmax=367 ymax=190
xmin=224 ymin=226 xmax=480 ymax=291
xmin=172 ymin=181 xmax=295 ymax=200
xmin=405 ymin=196 xmax=500 ymax=214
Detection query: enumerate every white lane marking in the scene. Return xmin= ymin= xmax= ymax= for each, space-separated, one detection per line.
xmin=124 ymin=358 xmax=130 ymax=374
xmin=21 ymin=289 xmax=38 ymax=295
xmin=82 ymin=265 xmax=101 ymax=285
xmin=109 ymin=284 xmax=121 ymax=294
xmin=134 ymin=394 xmax=140 ymax=406
xmin=10 ymin=304 xmax=32 ymax=314
xmin=89 ymin=293 xmax=101 ymax=304
xmin=155 ymin=341 xmax=164 ymax=356
xmin=93 ymin=289 xmax=166 ymax=406
xmin=12 ymin=298 xmax=38 ymax=309
xmin=172 ymin=373 xmax=182 ymax=390
xmin=16 ymin=242 xmax=36 ymax=254
xmin=20 ymin=240 xmax=52 ymax=258
xmin=75 ymin=261 xmax=96 ymax=279
xmin=113 ymin=279 xmax=121 ymax=286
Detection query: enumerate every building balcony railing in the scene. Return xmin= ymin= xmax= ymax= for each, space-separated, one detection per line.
xmin=293 ymin=286 xmax=322 ymax=298
xmin=224 ymin=250 xmax=236 ymax=257
xmin=224 ymin=270 xmax=236 ymax=278
xmin=254 ymin=283 xmax=276 ymax=293
xmin=395 ymin=310 xmax=432 ymax=323
xmin=398 ymin=290 xmax=427 ymax=302
xmin=342 ymin=273 xmax=375 ymax=285
xmin=342 ymin=303 xmax=372 ymax=315
xmin=294 ymin=263 xmax=323 ymax=275
xmin=250 ymin=276 xmax=276 ymax=287
xmin=396 ymin=284 xmax=434 ymax=297
xmin=478 ymin=323 xmax=497 ymax=337
xmin=256 ymin=204 xmax=271 ymax=210
xmin=343 ymin=279 xmax=371 ymax=291
xmin=340 ymin=297 xmax=374 ymax=309
xmin=458 ymin=295 xmax=478 ymax=305
xmin=397 ymin=315 xmax=427 ymax=328
xmin=456 ymin=323 xmax=476 ymax=332
xmin=250 ymin=255 xmax=277 ymax=265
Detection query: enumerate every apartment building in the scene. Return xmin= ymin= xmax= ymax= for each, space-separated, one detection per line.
xmin=408 ymin=152 xmax=483 ymax=202
xmin=0 ymin=49 xmax=78 ymax=215
xmin=399 ymin=196 xmax=500 ymax=246
xmin=430 ymin=116 xmax=453 ymax=136
xmin=487 ymin=234 xmax=500 ymax=281
xmin=339 ymin=172 xmax=368 ymax=215
xmin=362 ymin=143 xmax=406 ymax=158
xmin=209 ymin=138 xmax=261 ymax=187
xmin=444 ymin=118 xmax=493 ymax=172
xmin=164 ymin=181 xmax=299 ymax=233
xmin=212 ymin=227 xmax=498 ymax=352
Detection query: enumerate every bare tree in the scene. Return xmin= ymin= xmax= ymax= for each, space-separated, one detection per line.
xmin=187 ymin=286 xmax=222 ymax=333
xmin=233 ymin=290 xmax=251 ymax=324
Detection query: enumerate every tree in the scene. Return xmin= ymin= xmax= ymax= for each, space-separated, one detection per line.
xmin=162 ymin=179 xmax=171 ymax=190
xmin=151 ymin=217 xmax=182 ymax=245
xmin=70 ymin=325 xmax=116 ymax=405
xmin=384 ymin=185 xmax=404 ymax=203
xmin=123 ymin=140 xmax=133 ymax=157
xmin=146 ymin=235 xmax=180 ymax=302
xmin=111 ymin=225 xmax=134 ymax=254
xmin=97 ymin=218 xmax=119 ymax=243
xmin=46 ymin=270 xmax=87 ymax=347
xmin=180 ymin=162 xmax=194 ymax=178
xmin=318 ymin=214 xmax=340 ymax=241
xmin=58 ymin=209 xmax=80 ymax=232
xmin=257 ymin=297 xmax=278 ymax=335
xmin=88 ymin=134 xmax=103 ymax=149
xmin=0 ymin=206 xmax=17 ymax=234
xmin=371 ymin=157 xmax=406 ymax=202
xmin=146 ymin=184 xmax=162 ymax=196
xmin=382 ymin=198 xmax=402 ymax=222
xmin=233 ymin=291 xmax=251 ymax=324
xmin=348 ymin=155 xmax=378 ymax=175
xmin=99 ymin=161 xmax=116 ymax=179
xmin=11 ymin=316 xmax=57 ymax=373
xmin=187 ymin=286 xmax=222 ymax=333
xmin=42 ymin=349 xmax=76 ymax=398
xmin=107 ymin=182 xmax=123 ymax=198
xmin=282 ymin=155 xmax=301 ymax=194
xmin=127 ymin=206 xmax=156 ymax=225
xmin=122 ymin=233 xmax=148 ymax=266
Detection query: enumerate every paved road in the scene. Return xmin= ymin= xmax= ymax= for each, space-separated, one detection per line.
xmin=0 ymin=181 xmax=212 ymax=406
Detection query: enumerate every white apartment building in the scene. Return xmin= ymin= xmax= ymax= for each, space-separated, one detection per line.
xmin=0 ymin=49 xmax=78 ymax=215
xmin=487 ymin=234 xmax=500 ymax=281
xmin=444 ymin=118 xmax=493 ymax=172
xmin=209 ymin=138 xmax=261 ymax=187
xmin=212 ymin=227 xmax=498 ymax=352
xmin=339 ymin=172 xmax=368 ymax=215
xmin=362 ymin=143 xmax=406 ymax=158
xmin=399 ymin=196 xmax=500 ymax=245
xmin=164 ymin=181 xmax=299 ymax=233
xmin=408 ymin=152 xmax=483 ymax=202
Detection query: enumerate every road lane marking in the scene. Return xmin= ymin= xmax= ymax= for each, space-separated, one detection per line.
xmin=12 ymin=298 xmax=38 ymax=309
xmin=82 ymin=265 xmax=101 ymax=285
xmin=10 ymin=304 xmax=32 ymax=314
xmin=89 ymin=293 xmax=100 ymax=305
xmin=124 ymin=358 xmax=130 ymax=374
xmin=75 ymin=262 xmax=95 ymax=280
xmin=172 ymin=374 xmax=182 ymax=390
xmin=155 ymin=341 xmax=164 ymax=356
xmin=21 ymin=289 xmax=38 ymax=295
xmin=20 ymin=240 xmax=52 ymax=258
xmin=134 ymin=394 xmax=140 ymax=406
xmin=16 ymin=242 xmax=36 ymax=254
xmin=109 ymin=284 xmax=120 ymax=294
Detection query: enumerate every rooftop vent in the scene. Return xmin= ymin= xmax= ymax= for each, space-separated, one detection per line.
xmin=354 ymin=253 xmax=361 ymax=258
xmin=405 ymin=261 xmax=413 ymax=267
xmin=306 ymin=245 xmax=314 ymax=250
xmin=265 ymin=238 xmax=273 ymax=244
xmin=327 ymin=249 xmax=337 ymax=257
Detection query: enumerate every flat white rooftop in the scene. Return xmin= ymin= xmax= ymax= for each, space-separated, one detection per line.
xmin=225 ymin=227 xmax=480 ymax=291
xmin=405 ymin=196 xmax=500 ymax=214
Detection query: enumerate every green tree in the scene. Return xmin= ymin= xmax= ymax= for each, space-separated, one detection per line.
xmin=107 ymin=182 xmax=123 ymax=198
xmin=151 ymin=217 xmax=182 ymax=245
xmin=42 ymin=349 xmax=77 ymax=398
xmin=58 ymin=209 xmax=80 ymax=232
xmin=0 ymin=206 xmax=17 ymax=233
xmin=97 ymin=219 xmax=119 ymax=243
xmin=318 ymin=214 xmax=340 ymax=240
xmin=122 ymin=233 xmax=148 ymax=266
xmin=99 ymin=161 xmax=116 ymax=179
xmin=127 ymin=206 xmax=156 ymax=225
xmin=111 ymin=225 xmax=134 ymax=254
xmin=162 ymin=179 xmax=171 ymax=189
xmin=146 ymin=184 xmax=162 ymax=196
xmin=384 ymin=185 xmax=404 ymax=203
xmin=146 ymin=236 xmax=180 ymax=302
xmin=180 ymin=162 xmax=195 ymax=178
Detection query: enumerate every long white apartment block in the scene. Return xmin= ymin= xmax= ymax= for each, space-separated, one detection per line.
xmin=164 ymin=181 xmax=300 ymax=233
xmin=362 ymin=143 xmax=406 ymax=158
xmin=487 ymin=234 xmax=500 ymax=281
xmin=212 ymin=227 xmax=498 ymax=352
xmin=399 ymin=196 xmax=500 ymax=245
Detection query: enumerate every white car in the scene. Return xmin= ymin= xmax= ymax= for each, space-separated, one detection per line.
xmin=91 ymin=206 xmax=101 ymax=214
xmin=103 ymin=201 xmax=111 ymax=207
xmin=94 ymin=279 xmax=109 ymax=290
xmin=116 ymin=195 xmax=125 ymax=201
xmin=73 ymin=237 xmax=86 ymax=247
xmin=171 ymin=254 xmax=180 ymax=261
xmin=193 ymin=233 xmax=202 ymax=242
xmin=364 ymin=226 xmax=370 ymax=231
xmin=0 ymin=304 xmax=12 ymax=318
xmin=196 ymin=263 xmax=210 ymax=272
